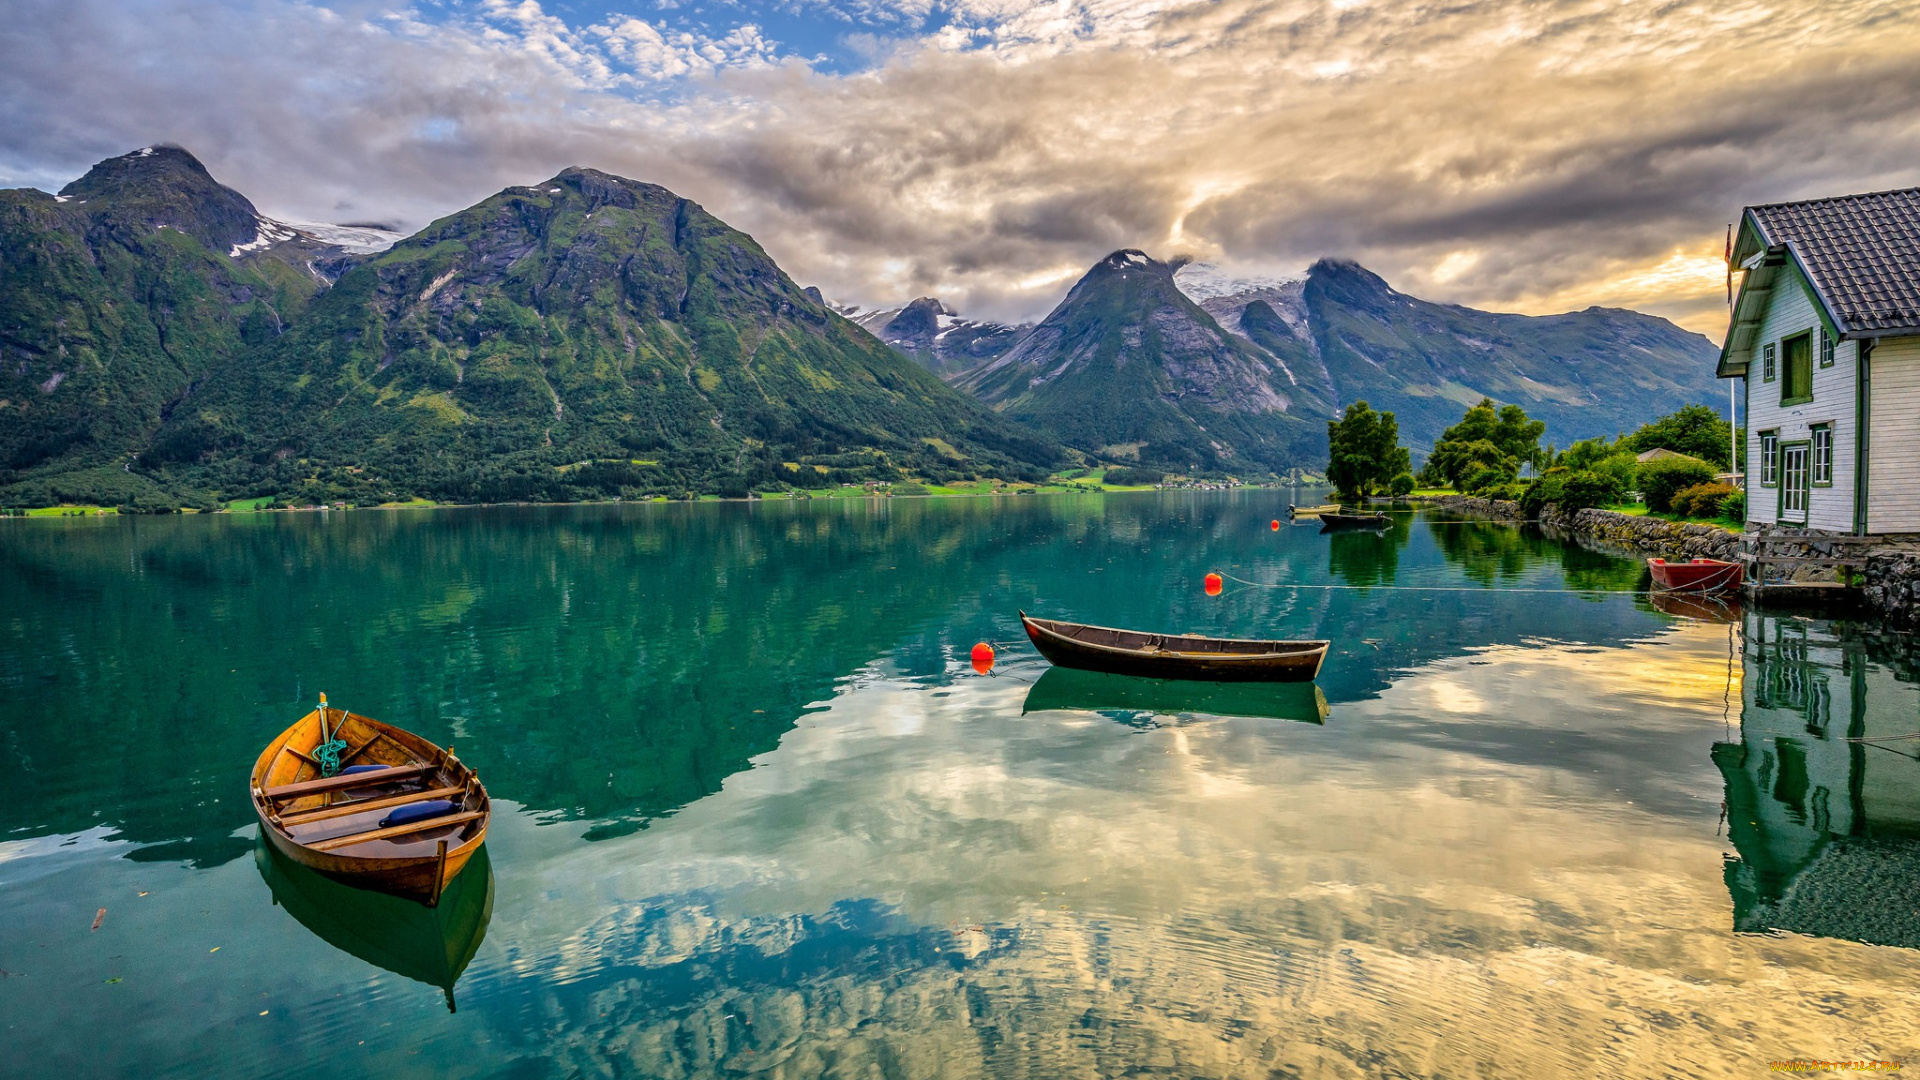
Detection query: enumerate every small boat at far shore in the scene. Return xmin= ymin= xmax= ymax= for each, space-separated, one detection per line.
xmin=1020 ymin=611 xmax=1329 ymax=682
xmin=251 ymin=696 xmax=489 ymax=906
xmin=1318 ymin=513 xmax=1390 ymax=531
xmin=1647 ymin=557 xmax=1744 ymax=595
xmin=1289 ymin=503 xmax=1341 ymax=517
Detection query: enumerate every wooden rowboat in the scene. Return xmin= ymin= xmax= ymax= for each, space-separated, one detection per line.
xmin=1318 ymin=513 xmax=1390 ymax=531
xmin=1021 ymin=611 xmax=1328 ymax=682
xmin=1289 ymin=503 xmax=1341 ymax=517
xmin=1647 ymin=557 xmax=1743 ymax=594
xmin=251 ymin=696 xmax=489 ymax=906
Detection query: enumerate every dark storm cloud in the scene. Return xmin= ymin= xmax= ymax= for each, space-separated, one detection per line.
xmin=3 ymin=0 xmax=1917 ymax=333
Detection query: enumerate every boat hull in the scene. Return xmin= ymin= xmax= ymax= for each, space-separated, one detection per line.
xmin=1021 ymin=613 xmax=1328 ymax=683
xmin=1289 ymin=504 xmax=1341 ymax=517
xmin=1647 ymin=557 xmax=1743 ymax=594
xmin=1319 ymin=513 xmax=1389 ymax=531
xmin=251 ymin=707 xmax=489 ymax=906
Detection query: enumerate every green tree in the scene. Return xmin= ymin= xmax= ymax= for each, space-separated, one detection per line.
xmin=1326 ymin=401 xmax=1411 ymax=501
xmin=1420 ymin=399 xmax=1546 ymax=488
xmin=1620 ymin=404 xmax=1736 ymax=470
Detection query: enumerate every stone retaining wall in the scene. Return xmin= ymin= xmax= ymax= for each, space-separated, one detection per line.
xmin=1863 ymin=549 xmax=1920 ymax=630
xmin=1422 ymin=496 xmax=1738 ymax=561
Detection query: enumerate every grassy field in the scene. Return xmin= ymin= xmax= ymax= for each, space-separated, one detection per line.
xmin=22 ymin=505 xmax=117 ymax=516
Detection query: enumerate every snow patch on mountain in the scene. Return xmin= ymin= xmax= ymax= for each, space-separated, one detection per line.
xmin=1173 ymin=262 xmax=1304 ymax=302
xmin=279 ymin=219 xmax=407 ymax=254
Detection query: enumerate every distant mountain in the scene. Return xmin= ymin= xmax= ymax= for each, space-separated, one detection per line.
xmin=838 ymin=297 xmax=1029 ymax=380
xmin=952 ymin=250 xmax=1334 ymax=473
xmin=137 ymin=164 xmax=1057 ymax=503
xmin=1181 ymin=259 xmax=1722 ymax=454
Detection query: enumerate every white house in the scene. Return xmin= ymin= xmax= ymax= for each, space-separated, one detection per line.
xmin=1718 ymin=188 xmax=1920 ymax=534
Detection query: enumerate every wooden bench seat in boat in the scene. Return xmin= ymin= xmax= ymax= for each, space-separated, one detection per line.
xmin=277 ymin=786 xmax=467 ymax=826
xmin=309 ymin=810 xmax=486 ymax=852
xmin=260 ymin=764 xmax=435 ymax=800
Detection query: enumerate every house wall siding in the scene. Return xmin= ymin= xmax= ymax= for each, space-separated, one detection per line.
xmin=1743 ymin=273 xmax=1857 ymax=532
xmin=1867 ymin=336 xmax=1920 ymax=533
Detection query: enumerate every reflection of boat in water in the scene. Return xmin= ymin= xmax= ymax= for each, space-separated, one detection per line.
xmin=256 ymin=832 xmax=494 ymax=1012
xmin=1716 ymin=612 xmax=1920 ymax=948
xmin=1022 ymin=667 xmax=1328 ymax=724
xmin=1021 ymin=612 xmax=1328 ymax=682
xmin=251 ymin=695 xmax=490 ymax=905
xmin=1648 ymin=590 xmax=1742 ymax=623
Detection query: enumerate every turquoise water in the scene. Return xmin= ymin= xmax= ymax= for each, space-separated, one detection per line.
xmin=2 ymin=494 xmax=1917 ymax=1077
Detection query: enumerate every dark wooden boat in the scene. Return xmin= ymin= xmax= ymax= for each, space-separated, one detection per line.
xmin=1022 ymin=667 xmax=1329 ymax=723
xmin=256 ymin=833 xmax=493 ymax=1012
xmin=1020 ymin=611 xmax=1328 ymax=682
xmin=1647 ymin=557 xmax=1743 ymax=594
xmin=250 ymin=696 xmax=489 ymax=906
xmin=1319 ymin=513 xmax=1390 ymax=531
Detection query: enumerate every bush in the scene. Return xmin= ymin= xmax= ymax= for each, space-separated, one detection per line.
xmin=1104 ymin=467 xmax=1164 ymax=486
xmin=1671 ymin=481 xmax=1737 ymax=519
xmin=1722 ymin=489 xmax=1745 ymax=522
xmin=1460 ymin=463 xmax=1511 ymax=495
xmin=1389 ymin=472 xmax=1415 ymax=497
xmin=1637 ymin=457 xmax=1719 ymax=512
xmin=1519 ymin=469 xmax=1621 ymax=517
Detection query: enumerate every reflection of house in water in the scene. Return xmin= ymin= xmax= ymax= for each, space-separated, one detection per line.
xmin=1715 ymin=613 xmax=1920 ymax=947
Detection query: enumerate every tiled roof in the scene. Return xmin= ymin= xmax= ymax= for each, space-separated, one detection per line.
xmin=1750 ymin=188 xmax=1920 ymax=335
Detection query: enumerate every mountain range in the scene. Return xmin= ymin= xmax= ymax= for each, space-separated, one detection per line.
xmin=0 ymin=147 xmax=1056 ymax=507
xmin=0 ymin=145 xmax=1723 ymax=506
xmin=849 ymin=257 xmax=1722 ymax=468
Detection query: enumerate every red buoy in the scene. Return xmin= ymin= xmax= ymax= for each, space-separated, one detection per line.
xmin=1204 ymin=572 xmax=1223 ymax=596
xmin=970 ymin=641 xmax=995 ymax=674
xmin=1270 ymin=519 xmax=1281 ymax=531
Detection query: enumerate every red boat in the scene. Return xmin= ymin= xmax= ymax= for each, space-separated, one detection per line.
xmin=1647 ymin=557 xmax=1743 ymax=594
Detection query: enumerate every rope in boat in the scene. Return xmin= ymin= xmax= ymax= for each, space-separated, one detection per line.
xmin=312 ymin=694 xmax=348 ymax=777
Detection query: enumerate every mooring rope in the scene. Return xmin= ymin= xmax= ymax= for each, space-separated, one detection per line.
xmin=1211 ymin=570 xmax=1660 ymax=599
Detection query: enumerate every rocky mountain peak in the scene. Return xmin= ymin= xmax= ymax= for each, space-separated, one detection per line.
xmin=1096 ymin=249 xmax=1167 ymax=275
xmin=58 ymin=145 xmax=260 ymax=252
xmin=1305 ymin=258 xmax=1396 ymax=309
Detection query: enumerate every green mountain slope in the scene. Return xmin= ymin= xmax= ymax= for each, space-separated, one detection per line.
xmin=0 ymin=148 xmax=327 ymax=504
xmin=953 ymin=251 xmax=1332 ymax=474
xmin=2 ymin=151 xmax=1058 ymax=506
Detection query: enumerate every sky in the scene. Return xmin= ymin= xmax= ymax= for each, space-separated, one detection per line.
xmin=4 ymin=0 xmax=1919 ymax=338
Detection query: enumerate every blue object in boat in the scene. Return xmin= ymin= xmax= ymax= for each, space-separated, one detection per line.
xmin=340 ymin=764 xmax=392 ymax=776
xmin=380 ymin=799 xmax=457 ymax=830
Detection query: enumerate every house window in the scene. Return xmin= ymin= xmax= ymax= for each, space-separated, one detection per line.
xmin=1763 ymin=342 xmax=1777 ymax=382
xmin=1820 ymin=331 xmax=1836 ymax=368
xmin=1812 ymin=424 xmax=1833 ymax=486
xmin=1760 ymin=430 xmax=1779 ymax=486
xmin=1781 ymin=332 xmax=1813 ymax=405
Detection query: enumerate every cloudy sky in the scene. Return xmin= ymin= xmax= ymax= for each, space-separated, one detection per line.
xmin=5 ymin=0 xmax=1918 ymax=336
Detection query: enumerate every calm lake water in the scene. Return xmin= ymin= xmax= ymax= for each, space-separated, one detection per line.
xmin=4 ymin=493 xmax=1918 ymax=1078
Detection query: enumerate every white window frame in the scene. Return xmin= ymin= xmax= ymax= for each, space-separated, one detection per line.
xmin=1811 ymin=424 xmax=1833 ymax=487
xmin=1759 ymin=430 xmax=1779 ymax=487
xmin=1780 ymin=443 xmax=1810 ymax=523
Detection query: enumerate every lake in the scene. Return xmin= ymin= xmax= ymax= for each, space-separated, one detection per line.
xmin=3 ymin=493 xmax=1917 ymax=1077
